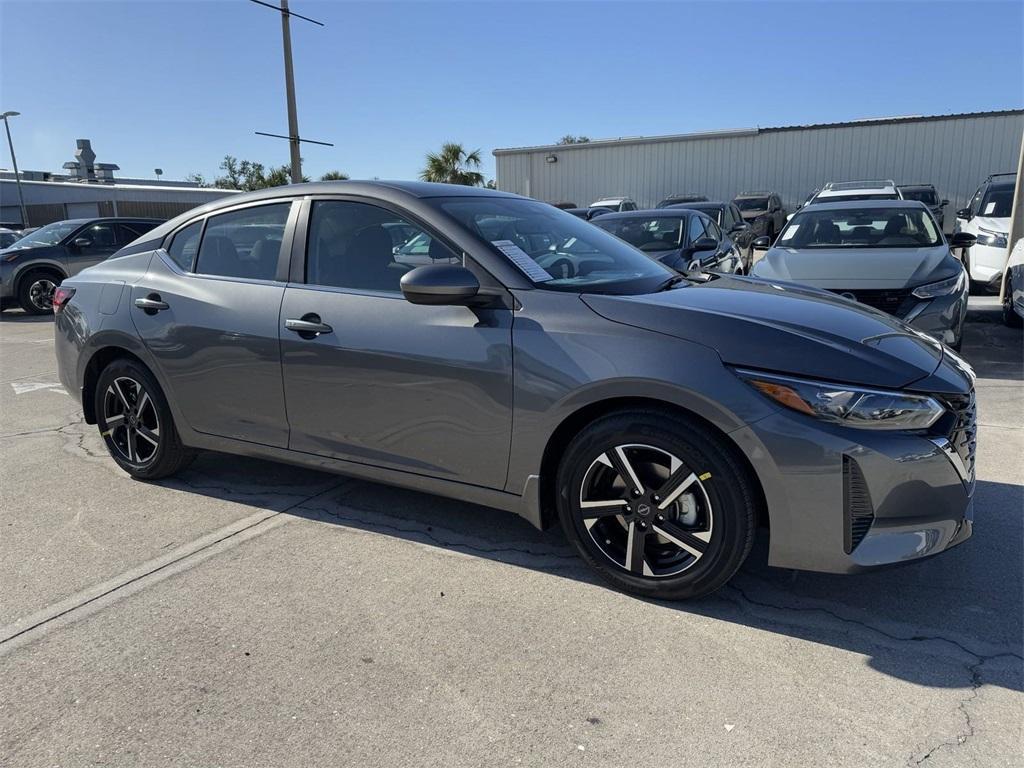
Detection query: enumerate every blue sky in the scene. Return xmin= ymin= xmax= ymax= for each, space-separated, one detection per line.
xmin=1 ymin=0 xmax=1022 ymax=183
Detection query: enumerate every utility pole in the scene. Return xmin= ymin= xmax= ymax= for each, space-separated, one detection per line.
xmin=1 ymin=111 xmax=29 ymax=228
xmin=250 ymin=0 xmax=332 ymax=183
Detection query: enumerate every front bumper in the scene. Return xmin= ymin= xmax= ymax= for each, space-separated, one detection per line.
xmin=731 ymin=401 xmax=975 ymax=574
xmin=968 ymin=242 xmax=1008 ymax=286
xmin=902 ymin=290 xmax=968 ymax=347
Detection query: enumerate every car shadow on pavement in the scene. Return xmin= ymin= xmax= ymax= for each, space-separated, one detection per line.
xmin=0 ymin=309 xmax=53 ymax=323
xmin=964 ymin=301 xmax=1023 ymax=382
xmin=161 ymin=453 xmax=1022 ymax=694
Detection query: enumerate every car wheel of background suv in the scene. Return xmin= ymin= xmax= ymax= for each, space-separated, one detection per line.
xmin=17 ymin=269 xmax=62 ymax=315
xmin=95 ymin=358 xmax=195 ymax=480
xmin=1004 ymin=272 xmax=1023 ymax=328
xmin=556 ymin=409 xmax=758 ymax=600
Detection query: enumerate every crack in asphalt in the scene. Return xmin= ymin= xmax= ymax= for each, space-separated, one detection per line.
xmin=722 ymin=582 xmax=1020 ymax=765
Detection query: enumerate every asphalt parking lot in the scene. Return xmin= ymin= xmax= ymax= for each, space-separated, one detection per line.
xmin=1 ymin=298 xmax=1021 ymax=767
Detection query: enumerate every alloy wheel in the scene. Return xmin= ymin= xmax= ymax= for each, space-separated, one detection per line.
xmin=577 ymin=443 xmax=714 ymax=577
xmin=28 ymin=278 xmax=57 ymax=311
xmin=101 ymin=376 xmax=161 ymax=466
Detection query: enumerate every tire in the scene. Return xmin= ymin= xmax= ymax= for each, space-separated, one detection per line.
xmin=94 ymin=358 xmax=195 ymax=480
xmin=16 ymin=269 xmax=62 ymax=315
xmin=556 ymin=409 xmax=758 ymax=600
xmin=1004 ymin=272 xmax=1023 ymax=328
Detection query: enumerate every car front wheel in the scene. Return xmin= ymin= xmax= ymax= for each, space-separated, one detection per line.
xmin=95 ymin=358 xmax=195 ymax=480
xmin=556 ymin=410 xmax=758 ymax=600
xmin=1004 ymin=271 xmax=1023 ymax=328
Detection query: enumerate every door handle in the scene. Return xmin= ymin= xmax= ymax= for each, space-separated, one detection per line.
xmin=285 ymin=314 xmax=333 ymax=338
xmin=135 ymin=295 xmax=169 ymax=313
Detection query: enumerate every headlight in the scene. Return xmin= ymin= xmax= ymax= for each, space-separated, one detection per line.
xmin=912 ymin=270 xmax=966 ymax=299
xmin=976 ymin=228 xmax=1008 ymax=248
xmin=735 ymin=370 xmax=945 ymax=430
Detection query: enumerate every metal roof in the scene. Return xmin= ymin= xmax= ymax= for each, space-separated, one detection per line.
xmin=493 ymin=109 xmax=1024 ymax=155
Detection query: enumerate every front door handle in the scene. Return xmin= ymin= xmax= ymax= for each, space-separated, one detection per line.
xmin=285 ymin=314 xmax=333 ymax=338
xmin=135 ymin=295 xmax=169 ymax=313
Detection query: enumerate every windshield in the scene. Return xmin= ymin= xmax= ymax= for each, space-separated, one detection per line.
xmin=9 ymin=220 xmax=80 ymax=248
xmin=433 ymin=197 xmax=673 ymax=294
xmin=899 ymin=188 xmax=938 ymax=206
xmin=735 ymin=198 xmax=769 ymax=211
xmin=777 ymin=207 xmax=942 ymax=249
xmin=593 ymin=216 xmax=685 ymax=252
xmin=979 ymin=187 xmax=1013 ymax=218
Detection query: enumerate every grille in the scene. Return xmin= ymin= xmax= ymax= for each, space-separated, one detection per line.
xmin=842 ymin=455 xmax=874 ymax=554
xmin=940 ymin=391 xmax=977 ymax=485
xmin=829 ymin=288 xmax=914 ymax=317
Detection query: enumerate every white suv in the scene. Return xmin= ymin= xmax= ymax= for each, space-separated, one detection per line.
xmin=809 ymin=180 xmax=901 ymax=205
xmin=955 ymin=173 xmax=1015 ymax=290
xmin=589 ymin=196 xmax=637 ymax=213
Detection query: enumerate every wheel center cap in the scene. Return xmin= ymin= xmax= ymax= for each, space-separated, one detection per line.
xmin=636 ymin=502 xmax=652 ymax=518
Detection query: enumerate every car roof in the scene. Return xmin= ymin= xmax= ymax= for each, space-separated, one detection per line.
xmin=669 ymin=201 xmax=727 ymax=210
xmin=735 ymin=191 xmax=772 ymax=198
xmin=896 ymin=183 xmax=935 ymax=190
xmin=593 ymin=208 xmax=701 ymax=220
xmin=794 ymin=199 xmax=928 ymax=212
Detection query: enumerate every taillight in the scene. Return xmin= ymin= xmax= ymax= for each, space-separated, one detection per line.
xmin=52 ymin=286 xmax=75 ymax=314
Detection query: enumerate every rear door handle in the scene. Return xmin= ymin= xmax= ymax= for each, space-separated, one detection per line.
xmin=134 ymin=295 xmax=169 ymax=312
xmin=285 ymin=314 xmax=333 ymax=338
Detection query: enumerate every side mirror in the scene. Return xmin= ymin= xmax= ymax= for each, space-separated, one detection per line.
xmin=940 ymin=199 xmax=949 ymax=207
xmin=956 ymin=207 xmax=971 ymax=220
xmin=71 ymin=237 xmax=91 ymax=250
xmin=400 ymin=264 xmax=480 ymax=306
xmin=949 ymin=232 xmax=977 ymax=249
xmin=752 ymin=236 xmax=771 ymax=249
xmin=692 ymin=237 xmax=717 ymax=252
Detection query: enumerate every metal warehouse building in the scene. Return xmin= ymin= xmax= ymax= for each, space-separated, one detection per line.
xmin=494 ymin=110 xmax=1024 ymax=219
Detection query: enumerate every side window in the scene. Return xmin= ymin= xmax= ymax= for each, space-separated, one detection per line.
xmin=968 ymin=186 xmax=984 ymax=216
xmin=705 ymin=218 xmax=722 ymax=242
xmin=167 ymin=221 xmax=203 ymax=271
xmin=77 ymin=223 xmax=118 ymax=250
xmin=687 ymin=215 xmax=708 ymax=244
xmin=306 ymin=200 xmax=459 ymax=294
xmin=623 ymin=201 xmax=637 ymax=211
xmin=731 ymin=205 xmax=744 ymax=226
xmin=195 ymin=203 xmax=290 ymax=280
xmin=116 ymin=224 xmax=145 ymax=245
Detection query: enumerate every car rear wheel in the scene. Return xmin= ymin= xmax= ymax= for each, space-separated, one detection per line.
xmin=95 ymin=359 xmax=195 ymax=480
xmin=17 ymin=270 xmax=60 ymax=315
xmin=556 ymin=410 xmax=757 ymax=600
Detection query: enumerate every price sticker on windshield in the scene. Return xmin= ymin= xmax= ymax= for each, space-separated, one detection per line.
xmin=780 ymin=224 xmax=798 ymax=241
xmin=491 ymin=240 xmax=553 ymax=282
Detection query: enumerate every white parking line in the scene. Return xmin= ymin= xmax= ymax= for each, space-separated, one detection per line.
xmin=10 ymin=382 xmax=66 ymax=395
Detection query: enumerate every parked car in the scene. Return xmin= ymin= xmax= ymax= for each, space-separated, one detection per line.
xmin=808 ymin=180 xmax=902 ymax=205
xmin=1 ymin=217 xmax=163 ymax=314
xmin=593 ymin=207 xmax=746 ymax=274
xmin=657 ymin=193 xmax=708 ymax=208
xmin=550 ymin=201 xmax=577 ymax=210
xmin=55 ymin=181 xmax=976 ymax=600
xmin=732 ymin=192 xmax=788 ymax=241
xmin=955 ymin=172 xmax=1015 ymax=291
xmin=1001 ymin=237 xmax=1023 ymax=328
xmin=0 ymin=227 xmax=20 ymax=249
xmin=897 ymin=184 xmax=949 ymax=230
xmin=589 ymin=196 xmax=637 ymax=213
xmin=664 ymin=201 xmax=757 ymax=270
xmin=751 ymin=200 xmax=975 ymax=349
xmin=795 ymin=188 xmax=820 ymax=211
xmin=565 ymin=207 xmax=613 ymax=221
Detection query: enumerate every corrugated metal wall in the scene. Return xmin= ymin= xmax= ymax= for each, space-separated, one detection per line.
xmin=495 ymin=112 xmax=1024 ymax=218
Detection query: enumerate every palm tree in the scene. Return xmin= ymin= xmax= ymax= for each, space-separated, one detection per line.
xmin=420 ymin=143 xmax=485 ymax=186
xmin=320 ymin=170 xmax=349 ymax=181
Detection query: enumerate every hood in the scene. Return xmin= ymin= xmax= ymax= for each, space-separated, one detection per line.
xmin=0 ymin=243 xmax=62 ymax=260
xmin=750 ymin=245 xmax=957 ymax=289
xmin=581 ymin=275 xmax=964 ymax=391
xmin=973 ymin=215 xmax=1009 ymax=234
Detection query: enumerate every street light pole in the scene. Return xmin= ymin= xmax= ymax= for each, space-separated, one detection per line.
xmin=1 ymin=111 xmax=29 ymax=228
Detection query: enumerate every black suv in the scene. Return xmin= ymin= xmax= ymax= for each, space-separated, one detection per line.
xmin=663 ymin=200 xmax=756 ymax=270
xmin=897 ymin=184 xmax=949 ymax=230
xmin=1 ymin=217 xmax=163 ymax=314
xmin=732 ymin=191 xmax=787 ymax=240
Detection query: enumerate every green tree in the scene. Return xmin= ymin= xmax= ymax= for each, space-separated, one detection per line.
xmin=320 ymin=170 xmax=349 ymax=181
xmin=420 ymin=143 xmax=485 ymax=186
xmin=212 ymin=155 xmax=308 ymax=191
xmin=557 ymin=135 xmax=591 ymax=145
xmin=184 ymin=172 xmax=208 ymax=187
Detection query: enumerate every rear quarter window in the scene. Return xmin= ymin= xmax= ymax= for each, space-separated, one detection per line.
xmin=167 ymin=221 xmax=203 ymax=271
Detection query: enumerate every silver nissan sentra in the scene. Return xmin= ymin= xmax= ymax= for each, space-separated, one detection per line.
xmin=54 ymin=182 xmax=977 ymax=600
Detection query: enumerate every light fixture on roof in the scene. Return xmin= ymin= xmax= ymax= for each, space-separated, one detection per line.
xmin=545 ymin=154 xmax=557 ymax=164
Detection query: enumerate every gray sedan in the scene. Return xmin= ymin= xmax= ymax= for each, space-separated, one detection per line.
xmin=751 ymin=200 xmax=974 ymax=350
xmin=54 ymin=182 xmax=976 ymax=600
